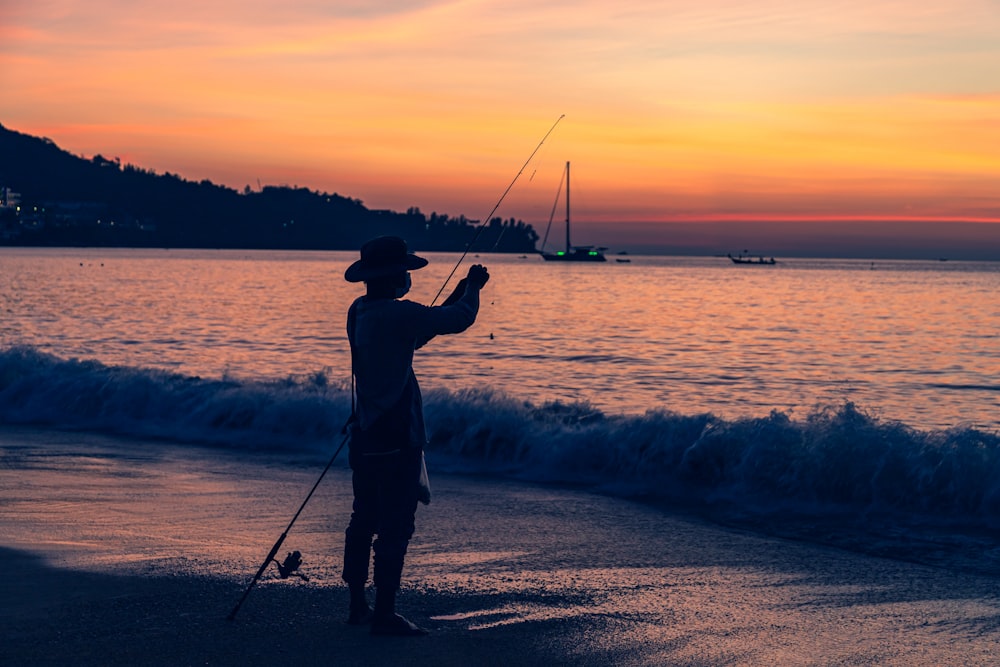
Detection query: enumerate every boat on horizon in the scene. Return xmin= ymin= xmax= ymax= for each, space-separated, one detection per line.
xmin=728 ymin=251 xmax=776 ymax=265
xmin=540 ymin=161 xmax=607 ymax=262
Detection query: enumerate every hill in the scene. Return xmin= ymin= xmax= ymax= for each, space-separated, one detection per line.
xmin=0 ymin=123 xmax=539 ymax=252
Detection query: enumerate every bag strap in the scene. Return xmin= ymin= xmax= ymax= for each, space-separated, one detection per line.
xmin=346 ymin=300 xmax=359 ymax=428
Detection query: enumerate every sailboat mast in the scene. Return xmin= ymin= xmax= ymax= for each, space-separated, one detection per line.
xmin=565 ymin=161 xmax=571 ymax=252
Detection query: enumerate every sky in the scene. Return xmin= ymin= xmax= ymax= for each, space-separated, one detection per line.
xmin=2 ymin=0 xmax=1000 ymax=254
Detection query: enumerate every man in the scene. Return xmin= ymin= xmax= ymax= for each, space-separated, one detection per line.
xmin=342 ymin=235 xmax=489 ymax=636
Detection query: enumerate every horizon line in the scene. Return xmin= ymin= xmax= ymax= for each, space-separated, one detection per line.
xmin=571 ymin=215 xmax=1000 ymax=226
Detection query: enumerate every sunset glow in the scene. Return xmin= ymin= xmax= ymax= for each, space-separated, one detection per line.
xmin=3 ymin=0 xmax=1000 ymax=243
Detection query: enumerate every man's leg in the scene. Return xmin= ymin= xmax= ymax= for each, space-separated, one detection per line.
xmin=343 ymin=450 xmax=378 ymax=624
xmin=371 ymin=447 xmax=425 ymax=636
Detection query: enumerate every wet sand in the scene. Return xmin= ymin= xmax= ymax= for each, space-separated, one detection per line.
xmin=2 ymin=427 xmax=1000 ymax=666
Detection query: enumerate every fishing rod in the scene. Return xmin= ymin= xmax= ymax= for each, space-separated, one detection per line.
xmin=227 ymin=431 xmax=349 ymax=621
xmin=430 ymin=114 xmax=564 ymax=306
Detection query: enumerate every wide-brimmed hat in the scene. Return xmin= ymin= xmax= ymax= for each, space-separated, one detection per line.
xmin=344 ymin=236 xmax=428 ymax=282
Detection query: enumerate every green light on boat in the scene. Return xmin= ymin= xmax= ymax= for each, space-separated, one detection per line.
xmin=557 ymin=251 xmax=565 ymax=256
xmin=588 ymin=251 xmax=598 ymax=256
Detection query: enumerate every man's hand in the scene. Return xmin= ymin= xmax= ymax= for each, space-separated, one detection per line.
xmin=467 ymin=264 xmax=490 ymax=288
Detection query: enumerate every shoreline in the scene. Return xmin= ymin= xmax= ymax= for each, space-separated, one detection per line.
xmin=3 ymin=429 xmax=1000 ymax=665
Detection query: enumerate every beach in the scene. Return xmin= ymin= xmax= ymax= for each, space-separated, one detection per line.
xmin=3 ymin=427 xmax=1000 ymax=666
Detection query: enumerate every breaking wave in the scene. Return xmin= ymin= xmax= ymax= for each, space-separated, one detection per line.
xmin=3 ymin=345 xmax=999 ymax=535
xmin=0 ymin=345 xmax=353 ymax=449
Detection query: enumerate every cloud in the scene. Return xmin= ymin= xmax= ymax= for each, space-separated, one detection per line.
xmin=3 ymin=0 xmax=999 ymax=225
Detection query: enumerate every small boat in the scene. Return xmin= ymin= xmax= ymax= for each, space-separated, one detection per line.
xmin=728 ymin=252 xmax=776 ymax=265
xmin=540 ymin=162 xmax=607 ymax=262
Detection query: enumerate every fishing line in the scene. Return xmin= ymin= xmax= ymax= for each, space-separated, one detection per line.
xmin=430 ymin=114 xmax=565 ymax=306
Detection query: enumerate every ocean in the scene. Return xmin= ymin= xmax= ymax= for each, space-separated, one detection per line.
xmin=1 ymin=246 xmax=999 ymax=569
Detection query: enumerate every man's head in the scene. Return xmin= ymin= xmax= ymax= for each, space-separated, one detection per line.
xmin=345 ymin=236 xmax=427 ymax=283
xmin=345 ymin=236 xmax=426 ymax=299
xmin=364 ymin=270 xmax=411 ymax=299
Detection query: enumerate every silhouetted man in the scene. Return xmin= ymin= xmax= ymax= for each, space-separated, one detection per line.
xmin=342 ymin=235 xmax=489 ymax=636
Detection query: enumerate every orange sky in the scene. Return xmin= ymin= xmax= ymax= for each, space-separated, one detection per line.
xmin=2 ymin=0 xmax=1000 ymax=245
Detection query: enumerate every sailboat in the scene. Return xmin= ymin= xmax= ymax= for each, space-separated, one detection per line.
xmin=540 ymin=162 xmax=607 ymax=262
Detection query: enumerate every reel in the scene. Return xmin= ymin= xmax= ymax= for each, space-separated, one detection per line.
xmin=271 ymin=550 xmax=309 ymax=581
